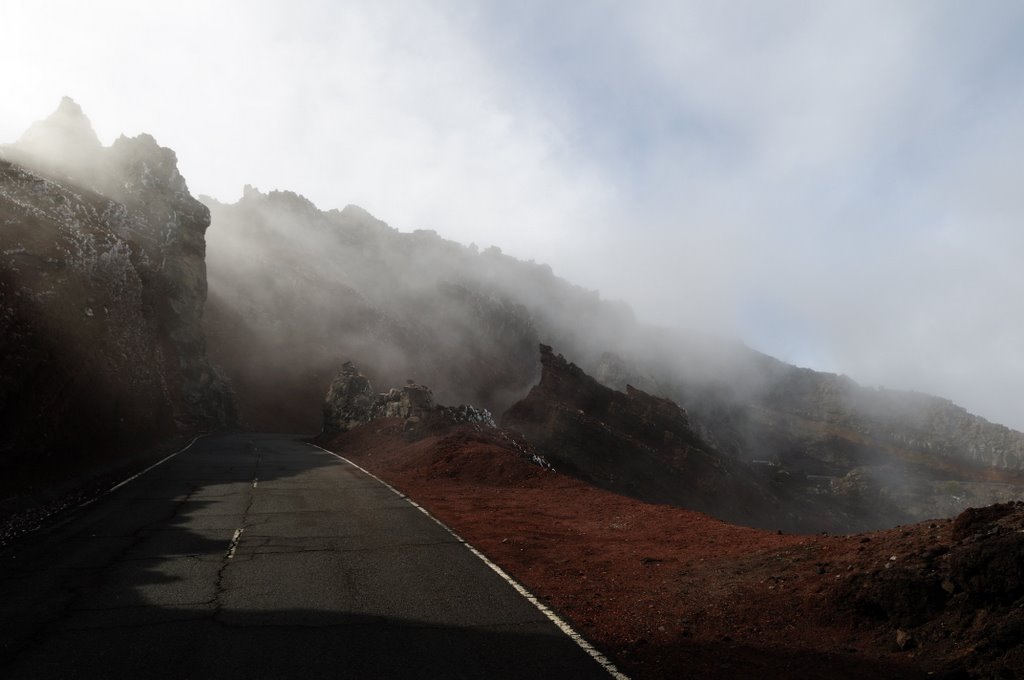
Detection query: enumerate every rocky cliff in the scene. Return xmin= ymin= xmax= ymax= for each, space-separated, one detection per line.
xmin=503 ymin=345 xmax=895 ymax=532
xmin=0 ymin=99 xmax=233 ymax=497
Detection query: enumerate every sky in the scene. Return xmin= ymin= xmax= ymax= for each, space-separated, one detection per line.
xmin=2 ymin=0 xmax=1024 ymax=429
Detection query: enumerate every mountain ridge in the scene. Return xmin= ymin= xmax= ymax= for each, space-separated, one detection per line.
xmin=202 ymin=183 xmax=1024 ymax=479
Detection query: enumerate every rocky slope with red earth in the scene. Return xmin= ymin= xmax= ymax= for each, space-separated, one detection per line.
xmin=320 ymin=417 xmax=1024 ymax=679
xmin=317 ymin=352 xmax=1023 ymax=677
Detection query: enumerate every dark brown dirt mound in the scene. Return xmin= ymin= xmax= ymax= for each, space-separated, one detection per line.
xmin=827 ymin=502 xmax=1024 ymax=678
xmin=320 ymin=421 xmax=548 ymax=487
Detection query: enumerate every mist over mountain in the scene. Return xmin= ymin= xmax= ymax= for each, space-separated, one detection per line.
xmin=202 ymin=180 xmax=1024 ymax=469
xmin=201 ymin=174 xmax=1024 ymax=528
xmin=3 ymin=99 xmax=1024 ymax=533
xmin=202 ymin=186 xmax=634 ymax=431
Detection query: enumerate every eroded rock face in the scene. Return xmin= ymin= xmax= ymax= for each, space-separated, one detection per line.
xmin=0 ymin=99 xmax=234 ymax=496
xmin=321 ymin=362 xmax=494 ymax=436
xmin=502 ymin=345 xmax=783 ymax=527
xmin=502 ymin=345 xmax=927 ymax=533
xmin=101 ymin=132 xmax=233 ymax=429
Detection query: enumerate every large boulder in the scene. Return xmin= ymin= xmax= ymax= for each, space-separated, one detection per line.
xmin=321 ymin=362 xmax=494 ymax=435
xmin=322 ymin=362 xmax=376 ymax=434
xmin=370 ymin=382 xmax=437 ymax=421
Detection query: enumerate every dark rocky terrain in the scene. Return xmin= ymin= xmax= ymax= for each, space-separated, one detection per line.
xmin=502 ymin=345 xmax=912 ymax=532
xmin=0 ymin=99 xmax=233 ymax=500
xmin=502 ymin=345 xmax=782 ymax=527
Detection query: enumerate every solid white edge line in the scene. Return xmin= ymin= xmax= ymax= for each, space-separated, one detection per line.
xmin=310 ymin=443 xmax=630 ymax=680
xmin=78 ymin=434 xmax=206 ymax=510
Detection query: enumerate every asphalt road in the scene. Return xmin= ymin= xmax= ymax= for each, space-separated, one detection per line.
xmin=0 ymin=433 xmax=615 ymax=679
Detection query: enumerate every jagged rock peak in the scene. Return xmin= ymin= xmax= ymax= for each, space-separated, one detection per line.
xmin=239 ymin=184 xmax=319 ymax=214
xmin=524 ymin=344 xmax=692 ymax=434
xmin=107 ymin=132 xmax=190 ymax=197
xmin=7 ymin=99 xmax=195 ymax=203
xmin=501 ymin=345 xmax=782 ymax=525
xmin=12 ymin=96 xmax=103 ymax=178
xmin=536 ymin=343 xmax=598 ymax=394
xmin=17 ymin=96 xmax=101 ymax=148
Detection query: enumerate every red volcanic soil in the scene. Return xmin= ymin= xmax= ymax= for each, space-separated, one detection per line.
xmin=320 ymin=422 xmax=1022 ymax=679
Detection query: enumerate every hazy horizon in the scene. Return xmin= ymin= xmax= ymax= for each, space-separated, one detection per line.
xmin=3 ymin=1 xmax=1023 ymax=430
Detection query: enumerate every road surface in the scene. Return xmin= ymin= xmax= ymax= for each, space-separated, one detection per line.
xmin=0 ymin=433 xmax=615 ymax=679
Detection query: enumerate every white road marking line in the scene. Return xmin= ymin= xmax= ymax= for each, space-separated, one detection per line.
xmin=310 ymin=444 xmax=630 ymax=680
xmin=226 ymin=528 xmax=244 ymax=559
xmin=78 ymin=434 xmax=206 ymax=510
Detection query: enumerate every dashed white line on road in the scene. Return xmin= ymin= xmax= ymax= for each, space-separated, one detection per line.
xmin=226 ymin=528 xmax=244 ymax=559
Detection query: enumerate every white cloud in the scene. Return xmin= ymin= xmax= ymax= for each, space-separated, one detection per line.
xmin=3 ymin=0 xmax=1024 ymax=427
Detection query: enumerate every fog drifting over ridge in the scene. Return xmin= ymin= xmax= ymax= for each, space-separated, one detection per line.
xmin=2 ymin=1 xmax=1023 ymax=430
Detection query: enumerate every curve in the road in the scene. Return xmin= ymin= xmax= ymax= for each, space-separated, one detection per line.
xmin=313 ymin=443 xmax=629 ymax=680
xmin=0 ymin=433 xmax=625 ymax=680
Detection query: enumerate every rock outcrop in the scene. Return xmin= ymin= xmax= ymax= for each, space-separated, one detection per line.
xmin=372 ymin=382 xmax=439 ymax=422
xmin=321 ymin=362 xmax=494 ymax=436
xmin=0 ymin=99 xmax=233 ymax=497
xmin=503 ymin=345 xmax=938 ymax=533
xmin=502 ymin=345 xmax=785 ymax=527
xmin=322 ymin=362 xmax=376 ymax=433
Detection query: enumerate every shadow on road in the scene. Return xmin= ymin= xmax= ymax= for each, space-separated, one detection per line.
xmin=0 ymin=433 xmax=612 ymax=679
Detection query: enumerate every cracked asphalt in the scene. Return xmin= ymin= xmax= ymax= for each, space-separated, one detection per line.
xmin=0 ymin=433 xmax=612 ymax=679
